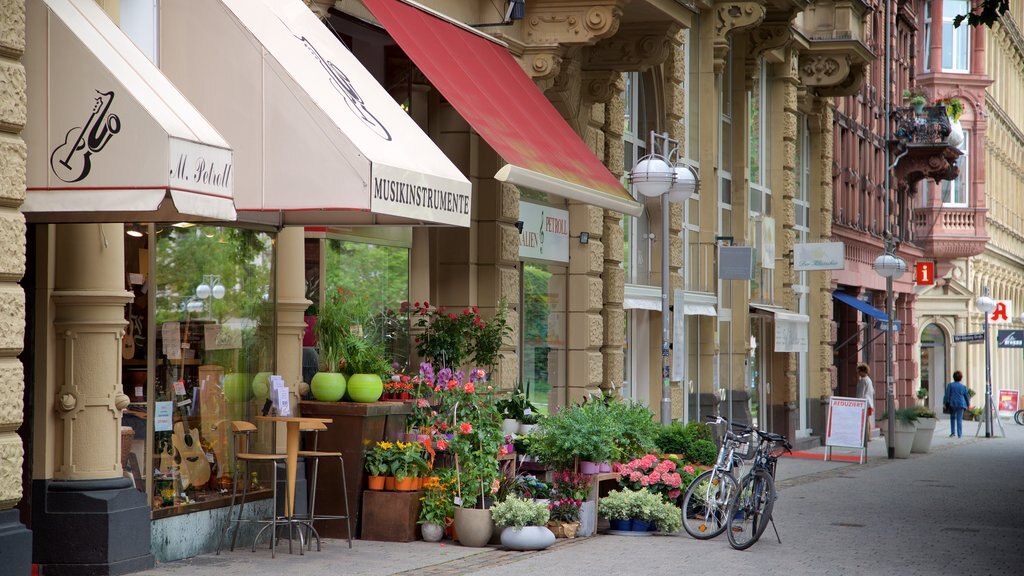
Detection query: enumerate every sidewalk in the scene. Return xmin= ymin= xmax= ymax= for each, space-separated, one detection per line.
xmin=137 ymin=415 xmax=1019 ymax=576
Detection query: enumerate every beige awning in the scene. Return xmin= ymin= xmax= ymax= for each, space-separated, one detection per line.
xmin=24 ymin=0 xmax=236 ymax=223
xmin=159 ymin=0 xmax=472 ymax=227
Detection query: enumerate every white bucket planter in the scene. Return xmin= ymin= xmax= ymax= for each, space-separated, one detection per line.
xmin=912 ymin=417 xmax=937 ymax=453
xmin=502 ymin=419 xmax=521 ymax=436
xmin=518 ymin=423 xmax=537 ymax=435
xmin=890 ymin=421 xmax=917 ymax=459
xmin=947 ymin=120 xmax=965 ymax=148
xmin=500 ymin=525 xmax=556 ymax=551
xmin=577 ymin=500 xmax=597 ymax=537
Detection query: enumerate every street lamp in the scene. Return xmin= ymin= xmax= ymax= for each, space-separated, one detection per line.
xmin=627 ymin=132 xmax=698 ymax=425
xmin=976 ymin=288 xmax=996 ymax=438
xmin=873 ymin=247 xmax=906 ymax=459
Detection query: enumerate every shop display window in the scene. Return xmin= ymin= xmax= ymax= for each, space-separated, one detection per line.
xmin=121 ymin=224 xmax=276 ymax=515
xmin=522 ymin=262 xmax=566 ymax=413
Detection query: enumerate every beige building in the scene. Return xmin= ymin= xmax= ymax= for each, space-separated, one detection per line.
xmin=0 ymin=0 xmax=885 ymax=571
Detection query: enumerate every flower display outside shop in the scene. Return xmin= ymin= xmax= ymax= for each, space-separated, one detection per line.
xmin=616 ymin=455 xmax=699 ymax=505
xmin=547 ymin=497 xmax=582 ymax=523
xmin=405 ymin=300 xmax=512 ymax=372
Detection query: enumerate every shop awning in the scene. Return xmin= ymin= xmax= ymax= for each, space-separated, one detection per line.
xmin=832 ymin=291 xmax=888 ymax=321
xmin=159 ymin=0 xmax=472 ymax=227
xmin=24 ymin=0 xmax=236 ymax=223
xmin=624 ymin=284 xmax=661 ymax=311
xmin=361 ymin=0 xmax=644 ymax=218
xmin=749 ymin=303 xmax=809 ymax=353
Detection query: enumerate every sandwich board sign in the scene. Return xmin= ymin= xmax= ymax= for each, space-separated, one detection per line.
xmin=825 ymin=396 xmax=868 ymax=464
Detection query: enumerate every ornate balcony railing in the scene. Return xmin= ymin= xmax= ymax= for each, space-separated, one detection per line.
xmin=893 ymin=105 xmax=952 ymax=146
xmin=888 ymin=105 xmax=961 ymax=192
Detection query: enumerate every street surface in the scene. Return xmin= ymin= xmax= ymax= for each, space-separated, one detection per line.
xmin=139 ymin=417 xmax=1024 ymax=576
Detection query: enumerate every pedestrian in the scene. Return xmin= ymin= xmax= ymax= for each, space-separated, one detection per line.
xmin=856 ymin=363 xmax=874 ymax=445
xmin=943 ymin=370 xmax=971 ymax=438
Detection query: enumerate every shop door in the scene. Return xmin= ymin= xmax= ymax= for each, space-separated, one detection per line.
xmin=920 ymin=324 xmax=947 ymax=415
xmin=749 ymin=316 xmax=774 ymax=431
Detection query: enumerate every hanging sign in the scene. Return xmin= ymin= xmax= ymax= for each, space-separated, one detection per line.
xmin=793 ymin=242 xmax=845 ymax=271
xmin=915 ymin=261 xmax=935 ymax=285
xmin=518 ymin=201 xmax=569 ymax=263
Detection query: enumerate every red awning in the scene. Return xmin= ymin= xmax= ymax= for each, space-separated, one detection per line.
xmin=361 ymin=0 xmax=643 ymax=217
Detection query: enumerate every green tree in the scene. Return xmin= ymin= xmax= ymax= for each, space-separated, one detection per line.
xmin=953 ymin=0 xmax=1009 ymax=27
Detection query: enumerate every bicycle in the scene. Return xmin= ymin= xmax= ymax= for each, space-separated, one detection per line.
xmin=725 ymin=427 xmax=792 ymax=550
xmin=680 ymin=415 xmax=753 ymax=540
xmin=1014 ymin=409 xmax=1024 ymax=426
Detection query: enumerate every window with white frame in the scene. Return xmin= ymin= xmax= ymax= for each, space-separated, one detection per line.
xmin=748 ymin=60 xmax=772 ymax=302
xmin=623 ymin=72 xmax=651 ymax=286
xmin=924 ymin=2 xmax=932 ymax=72
xmin=941 ymin=129 xmax=969 ymax=205
xmin=118 ymin=0 xmax=160 ymax=64
xmin=942 ymin=0 xmax=970 ymax=72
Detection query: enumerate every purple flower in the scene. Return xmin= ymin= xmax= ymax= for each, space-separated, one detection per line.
xmin=437 ymin=367 xmax=453 ymax=384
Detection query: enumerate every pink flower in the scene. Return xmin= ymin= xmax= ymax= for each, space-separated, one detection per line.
xmin=491 ymin=478 xmax=501 ymax=494
xmin=459 ymin=422 xmax=473 ymax=434
xmin=668 ymin=489 xmax=681 ymax=500
xmin=683 ymin=465 xmax=695 ymax=476
xmin=417 ymin=398 xmax=430 ymax=408
xmin=464 ymin=382 xmax=476 ymax=393
xmin=436 ymin=438 xmax=448 ymax=450
xmin=630 ymin=471 xmax=642 ymax=482
xmin=498 ymin=446 xmax=508 ymax=456
xmin=649 ymin=472 xmax=662 ymax=483
xmin=640 ymin=476 xmax=651 ymax=486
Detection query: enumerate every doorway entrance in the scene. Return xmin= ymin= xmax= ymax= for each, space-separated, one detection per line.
xmin=920 ymin=324 xmax=947 ymax=414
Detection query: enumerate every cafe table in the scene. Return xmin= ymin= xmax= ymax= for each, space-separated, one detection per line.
xmin=256 ymin=415 xmax=333 ymax=523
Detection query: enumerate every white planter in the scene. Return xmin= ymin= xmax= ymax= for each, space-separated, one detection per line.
xmin=518 ymin=423 xmax=537 ymax=435
xmin=912 ymin=417 xmax=937 ymax=453
xmin=500 ymin=526 xmax=556 ymax=551
xmin=421 ymin=522 xmax=444 ymax=542
xmin=502 ymin=418 xmax=521 ymax=436
xmin=577 ymin=500 xmax=597 ymax=537
xmin=947 ymin=120 xmax=965 ymax=149
xmin=890 ymin=421 xmax=917 ymax=459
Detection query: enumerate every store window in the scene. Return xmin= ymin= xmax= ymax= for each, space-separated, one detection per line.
xmin=522 ymin=262 xmax=567 ymax=414
xmin=121 ymin=224 xmax=277 ymax=516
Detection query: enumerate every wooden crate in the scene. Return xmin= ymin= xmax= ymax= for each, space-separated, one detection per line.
xmin=360 ymin=489 xmax=422 ymax=542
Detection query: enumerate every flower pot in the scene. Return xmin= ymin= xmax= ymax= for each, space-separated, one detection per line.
xmin=912 ymin=417 xmax=937 ymax=453
xmin=347 ymin=373 xmax=383 ymax=403
xmin=608 ymin=518 xmax=631 ymax=531
xmin=518 ymin=423 xmax=537 ymax=435
xmin=251 ymin=372 xmax=272 ymax=400
xmin=502 ymin=418 xmax=520 ymax=435
xmin=888 ymin=421 xmax=917 ymax=459
xmin=598 ymin=461 xmax=612 ymax=473
xmin=500 ymin=526 xmax=556 ymax=551
xmin=400 ymin=391 xmax=412 ymax=400
xmin=394 ymin=477 xmax=417 ymax=491
xmin=310 ymin=371 xmax=346 ymax=402
xmin=578 ymin=500 xmax=596 ymax=537
xmin=579 ymin=461 xmax=600 ymax=475
xmin=367 ymin=475 xmax=386 ymax=491
xmin=384 ymin=476 xmax=396 ymax=491
xmin=453 ymin=507 xmax=493 ymax=547
xmin=421 ymin=522 xmax=445 ymax=542
xmin=631 ymin=519 xmax=653 ymax=532
xmin=547 ymin=520 xmax=579 ymax=539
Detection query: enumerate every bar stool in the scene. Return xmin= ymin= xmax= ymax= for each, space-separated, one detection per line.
xmin=297 ymin=420 xmax=352 ymax=550
xmin=217 ymin=421 xmax=292 ymax=557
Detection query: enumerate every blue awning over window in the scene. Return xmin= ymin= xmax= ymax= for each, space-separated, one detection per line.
xmin=832 ymin=291 xmax=888 ymax=321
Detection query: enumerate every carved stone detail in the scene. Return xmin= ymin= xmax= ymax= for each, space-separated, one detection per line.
xmin=713 ymin=2 xmax=767 ymax=73
xmin=584 ymin=22 xmax=681 ymax=72
xmin=749 ymin=24 xmax=793 ymax=58
xmin=582 ymin=70 xmax=621 ymax=104
xmin=799 ymin=53 xmax=866 ymax=96
xmin=525 ymin=2 xmax=624 ymax=46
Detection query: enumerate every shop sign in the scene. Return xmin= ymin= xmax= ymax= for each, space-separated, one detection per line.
xmin=774 ymin=317 xmax=807 ymax=353
xmin=761 ymin=216 xmax=775 ymax=270
xmin=793 ymin=242 xmax=845 ymax=271
xmin=988 ymin=300 xmax=1014 ymax=324
xmin=997 ymin=329 xmax=1024 ymax=348
xmin=519 ymin=201 xmax=569 ymax=263
xmin=998 ymin=389 xmax=1019 ymax=412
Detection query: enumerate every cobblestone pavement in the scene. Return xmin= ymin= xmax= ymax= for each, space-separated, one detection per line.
xmin=138 ymin=416 xmax=1024 ymax=576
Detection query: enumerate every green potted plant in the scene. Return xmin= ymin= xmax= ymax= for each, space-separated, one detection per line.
xmin=341 ymin=330 xmax=389 ymax=403
xmin=598 ymin=488 xmax=682 ymax=534
xmin=529 ymin=403 xmax=615 ymax=471
xmin=418 ymin=472 xmax=454 ymax=542
xmin=546 ymin=497 xmax=582 ymax=538
xmin=490 ymin=496 xmax=555 ymax=550
xmin=881 ymin=407 xmax=919 ymax=458
xmin=902 ymin=88 xmax=928 ymax=113
xmin=310 ymin=288 xmax=358 ymax=401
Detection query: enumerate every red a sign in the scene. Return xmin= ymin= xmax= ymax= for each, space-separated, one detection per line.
xmin=915 ymin=261 xmax=935 ymax=285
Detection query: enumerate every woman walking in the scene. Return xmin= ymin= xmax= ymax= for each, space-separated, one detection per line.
xmin=856 ymin=364 xmax=875 ymax=445
xmin=943 ymin=370 xmax=971 ymax=438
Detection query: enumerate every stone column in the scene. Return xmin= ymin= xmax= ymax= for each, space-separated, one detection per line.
xmin=35 ymin=224 xmax=153 ymax=574
xmin=0 ymin=0 xmax=29 ymax=569
xmin=277 ymin=227 xmax=311 ymax=407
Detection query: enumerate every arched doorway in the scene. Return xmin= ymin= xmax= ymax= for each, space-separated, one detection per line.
xmin=920 ymin=324 xmax=947 ymax=414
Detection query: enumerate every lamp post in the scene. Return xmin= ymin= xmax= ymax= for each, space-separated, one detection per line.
xmin=872 ymin=247 xmax=906 ymax=459
xmin=194 ymin=274 xmax=226 ymax=319
xmin=628 ymin=132 xmax=698 ymax=424
xmin=976 ymin=288 xmax=996 ymax=438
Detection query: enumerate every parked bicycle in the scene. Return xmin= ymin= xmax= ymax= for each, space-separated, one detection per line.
xmin=1014 ymin=409 xmax=1024 ymax=426
xmin=680 ymin=415 xmax=753 ymax=540
xmin=725 ymin=427 xmax=792 ymax=550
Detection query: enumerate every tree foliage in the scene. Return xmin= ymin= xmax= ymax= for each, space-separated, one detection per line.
xmin=953 ymin=0 xmax=1009 ymax=27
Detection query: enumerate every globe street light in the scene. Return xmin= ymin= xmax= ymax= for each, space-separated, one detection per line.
xmin=873 ymin=248 xmax=906 ymax=459
xmin=976 ymin=289 xmax=996 ymax=438
xmin=628 ymin=132 xmax=698 ymax=425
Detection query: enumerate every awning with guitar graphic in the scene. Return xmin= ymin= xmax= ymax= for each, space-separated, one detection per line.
xmin=24 ymin=0 xmax=236 ymax=223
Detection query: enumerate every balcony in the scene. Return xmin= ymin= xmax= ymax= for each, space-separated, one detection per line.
xmin=794 ymin=0 xmax=874 ymax=96
xmin=889 ymin=105 xmax=962 ymax=193
xmin=912 ymin=206 xmax=988 ymax=260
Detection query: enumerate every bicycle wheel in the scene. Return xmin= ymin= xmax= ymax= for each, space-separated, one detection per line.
xmin=1015 ymin=410 xmax=1024 ymax=426
xmin=681 ymin=468 xmax=740 ymax=540
xmin=726 ymin=470 xmax=776 ymax=550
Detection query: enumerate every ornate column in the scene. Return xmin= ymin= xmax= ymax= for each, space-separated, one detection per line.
xmin=36 ymin=224 xmax=153 ymax=574
xmin=0 ymin=0 xmax=29 ymax=568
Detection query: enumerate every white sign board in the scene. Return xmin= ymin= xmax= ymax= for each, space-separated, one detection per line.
xmin=793 ymin=242 xmax=845 ymax=271
xmin=826 ymin=396 xmax=867 ymax=449
xmin=154 ymin=401 xmax=174 ymax=432
xmin=519 ymin=201 xmax=569 ymax=263
xmin=761 ymin=216 xmax=775 ymax=270
xmin=774 ymin=318 xmax=807 ymax=352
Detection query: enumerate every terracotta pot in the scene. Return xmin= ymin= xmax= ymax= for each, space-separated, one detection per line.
xmin=395 ymin=477 xmax=417 ymax=491
xmin=368 ymin=475 xmax=386 ymax=490
xmin=385 ymin=476 xmax=396 ymax=491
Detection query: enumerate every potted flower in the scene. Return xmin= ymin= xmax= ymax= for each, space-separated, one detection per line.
xmin=598 ymin=488 xmax=682 ymax=534
xmin=902 ymin=88 xmax=928 ymax=113
xmin=391 ymin=441 xmax=427 ymax=491
xmin=551 ymin=470 xmax=595 ymax=536
xmin=911 ymin=406 xmax=938 ymax=454
xmin=617 ymin=454 xmax=687 ymax=504
xmin=546 ymin=498 xmax=582 ymax=538
xmin=364 ymin=441 xmax=391 ymax=490
xmin=490 ymin=496 xmax=555 ymax=550
xmin=310 ymin=287 xmax=352 ymax=401
xmin=341 ymin=329 xmax=389 ymax=403
xmin=418 ymin=471 xmax=455 ymax=542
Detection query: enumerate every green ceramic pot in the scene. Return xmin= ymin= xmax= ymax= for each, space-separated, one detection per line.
xmin=251 ymin=372 xmax=272 ymax=400
xmin=310 ymin=372 xmax=347 ymax=402
xmin=346 ymin=373 xmax=383 ymax=403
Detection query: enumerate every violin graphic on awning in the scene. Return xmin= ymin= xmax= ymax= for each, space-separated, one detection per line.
xmin=50 ymin=89 xmax=121 ymax=183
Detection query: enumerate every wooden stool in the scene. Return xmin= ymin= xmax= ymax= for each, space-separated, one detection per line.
xmin=297 ymin=420 xmax=352 ymax=550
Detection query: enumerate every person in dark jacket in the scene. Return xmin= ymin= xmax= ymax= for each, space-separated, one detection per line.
xmin=943 ymin=370 xmax=971 ymax=438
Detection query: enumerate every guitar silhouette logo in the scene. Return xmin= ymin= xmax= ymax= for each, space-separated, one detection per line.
xmin=50 ymin=90 xmax=121 ymax=183
xmin=296 ymin=35 xmax=392 ymax=141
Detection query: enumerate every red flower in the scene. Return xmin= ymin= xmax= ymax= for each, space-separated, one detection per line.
xmin=448 ymin=313 xmax=457 ymax=320
xmin=446 ymin=379 xmax=458 ymax=391
xmin=423 ymin=301 xmax=430 ymax=307
xmin=459 ymin=422 xmax=473 ymax=434
xmin=436 ymin=438 xmax=448 ymax=450
xmin=463 ymin=382 xmax=476 ymax=393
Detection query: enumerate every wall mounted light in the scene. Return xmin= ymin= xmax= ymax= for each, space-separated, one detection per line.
xmin=579 ymin=232 xmax=589 ymax=245
xmin=514 ymin=220 xmax=525 ymax=234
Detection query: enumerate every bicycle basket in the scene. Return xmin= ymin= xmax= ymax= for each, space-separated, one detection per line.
xmin=767 ymin=440 xmax=788 ymax=458
xmin=734 ymin=434 xmax=757 ymax=460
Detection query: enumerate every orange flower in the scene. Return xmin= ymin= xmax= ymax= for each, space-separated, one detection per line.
xmin=459 ymin=422 xmax=473 ymax=434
